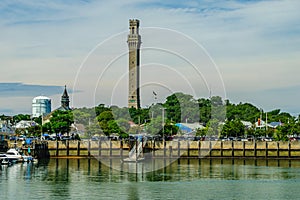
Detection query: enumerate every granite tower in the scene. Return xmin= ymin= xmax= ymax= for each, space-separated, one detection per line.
xmin=127 ymin=19 xmax=141 ymax=108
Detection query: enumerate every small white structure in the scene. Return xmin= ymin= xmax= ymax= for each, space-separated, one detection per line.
xmin=241 ymin=121 xmax=253 ymax=129
xmin=14 ymin=120 xmax=38 ymax=129
xmin=175 ymin=123 xmax=205 ymax=133
xmin=32 ymin=96 xmax=51 ymax=117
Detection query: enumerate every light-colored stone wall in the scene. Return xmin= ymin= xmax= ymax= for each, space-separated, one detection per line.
xmin=10 ymin=140 xmax=300 ymax=158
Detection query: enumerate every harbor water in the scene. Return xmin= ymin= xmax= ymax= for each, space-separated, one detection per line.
xmin=1 ymin=158 xmax=300 ymax=199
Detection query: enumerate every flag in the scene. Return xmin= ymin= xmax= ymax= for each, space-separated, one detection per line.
xmin=153 ymin=91 xmax=157 ymax=99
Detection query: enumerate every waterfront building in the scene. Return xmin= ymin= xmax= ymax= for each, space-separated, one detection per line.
xmin=127 ymin=19 xmax=141 ymax=108
xmin=32 ymin=96 xmax=51 ymax=117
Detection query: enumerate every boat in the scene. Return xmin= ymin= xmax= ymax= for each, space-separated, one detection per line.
xmin=5 ymin=148 xmax=23 ymax=162
xmin=23 ymin=155 xmax=38 ymax=163
xmin=122 ymin=136 xmax=147 ymax=163
xmin=0 ymin=153 xmax=13 ymax=165
xmin=1 ymin=157 xmax=13 ymax=166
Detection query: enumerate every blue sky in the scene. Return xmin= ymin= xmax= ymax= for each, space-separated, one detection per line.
xmin=0 ymin=0 xmax=300 ymax=116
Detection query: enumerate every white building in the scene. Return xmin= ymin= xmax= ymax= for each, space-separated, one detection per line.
xmin=32 ymin=96 xmax=51 ymax=117
xmin=14 ymin=120 xmax=38 ymax=129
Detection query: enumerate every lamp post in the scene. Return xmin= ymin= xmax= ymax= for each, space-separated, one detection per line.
xmin=160 ymin=107 xmax=166 ymax=141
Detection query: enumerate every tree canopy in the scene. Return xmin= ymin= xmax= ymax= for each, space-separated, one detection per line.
xmin=6 ymin=92 xmax=300 ymax=141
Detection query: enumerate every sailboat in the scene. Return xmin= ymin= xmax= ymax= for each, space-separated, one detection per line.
xmin=122 ymin=136 xmax=147 ymax=163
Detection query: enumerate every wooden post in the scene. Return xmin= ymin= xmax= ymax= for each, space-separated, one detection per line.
xmin=110 ymin=140 xmax=112 ymax=157
xmin=288 ymin=141 xmax=291 ymax=158
xmin=198 ymin=141 xmax=201 ymax=158
xmin=243 ymin=141 xmax=245 ymax=157
xmin=66 ymin=140 xmax=69 ymax=156
xmin=98 ymin=140 xmax=102 ymax=157
xmin=187 ymin=140 xmax=190 ymax=158
xmin=164 ymin=140 xmax=166 ymax=158
xmin=277 ymin=142 xmax=279 ymax=158
xmin=220 ymin=141 xmax=223 ymax=157
xmin=56 ymin=141 xmax=59 ymax=157
xmin=254 ymin=140 xmax=257 ymax=157
xmin=177 ymin=140 xmax=180 ymax=158
xmin=153 ymin=140 xmax=156 ymax=157
xmin=265 ymin=141 xmax=268 ymax=158
xmin=209 ymin=141 xmax=212 ymax=157
xmin=88 ymin=140 xmax=91 ymax=158
xmin=120 ymin=140 xmax=123 ymax=158
xmin=142 ymin=138 xmax=144 ymax=157
xmin=77 ymin=141 xmax=80 ymax=156
xmin=135 ymin=138 xmax=137 ymax=158
xmin=231 ymin=141 xmax=234 ymax=157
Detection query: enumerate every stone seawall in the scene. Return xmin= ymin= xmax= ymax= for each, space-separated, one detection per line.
xmin=38 ymin=140 xmax=300 ymax=158
xmin=7 ymin=140 xmax=300 ymax=158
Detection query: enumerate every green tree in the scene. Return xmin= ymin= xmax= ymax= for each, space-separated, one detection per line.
xmin=273 ymin=123 xmax=295 ymax=141
xmin=97 ymin=110 xmax=114 ymax=122
xmin=13 ymin=114 xmax=31 ymax=123
xmin=115 ymin=118 xmax=130 ymax=134
xmin=85 ymin=119 xmax=102 ymax=138
xmin=198 ymin=98 xmax=211 ymax=124
xmin=210 ymin=96 xmax=226 ymax=122
xmin=206 ymin=119 xmax=222 ymax=136
xmin=196 ymin=127 xmax=208 ymax=137
xmin=95 ymin=104 xmax=110 ymax=116
xmin=163 ymin=120 xmax=179 ymax=136
xmin=221 ymin=119 xmax=245 ymax=137
xmin=97 ymin=110 xmax=114 ymax=135
xmin=164 ymin=92 xmax=199 ymax=123
xmin=42 ymin=122 xmax=53 ymax=134
xmin=50 ymin=110 xmax=74 ymax=138
xmin=72 ymin=108 xmax=95 ymax=126
xmin=145 ymin=116 xmax=163 ymax=135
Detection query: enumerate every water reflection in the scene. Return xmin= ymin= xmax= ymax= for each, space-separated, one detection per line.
xmin=1 ymin=158 xmax=300 ymax=183
xmin=1 ymin=158 xmax=300 ymax=199
xmin=25 ymin=158 xmax=299 ymax=183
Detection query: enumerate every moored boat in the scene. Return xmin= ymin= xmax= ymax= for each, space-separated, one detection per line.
xmin=1 ymin=157 xmax=13 ymax=166
xmin=22 ymin=155 xmax=38 ymax=163
xmin=5 ymin=148 xmax=23 ymax=162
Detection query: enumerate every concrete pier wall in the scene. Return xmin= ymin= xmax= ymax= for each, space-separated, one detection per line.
xmin=44 ymin=140 xmax=300 ymax=158
xmin=8 ymin=140 xmax=300 ymax=159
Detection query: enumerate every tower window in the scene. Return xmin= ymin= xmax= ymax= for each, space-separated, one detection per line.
xmin=131 ymin=27 xmax=134 ymax=34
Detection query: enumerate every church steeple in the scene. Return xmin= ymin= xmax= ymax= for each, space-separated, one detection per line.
xmin=61 ymin=85 xmax=70 ymax=110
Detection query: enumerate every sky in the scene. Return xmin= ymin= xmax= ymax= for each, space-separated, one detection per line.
xmin=0 ymin=0 xmax=300 ymax=116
